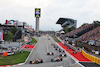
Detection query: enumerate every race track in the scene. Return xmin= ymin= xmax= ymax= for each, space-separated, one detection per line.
xmin=16 ymin=36 xmax=75 ymax=67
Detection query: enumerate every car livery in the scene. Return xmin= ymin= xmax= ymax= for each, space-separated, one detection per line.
xmin=30 ymin=59 xmax=43 ymax=64
xmin=51 ymin=56 xmax=63 ymax=62
xmin=47 ymin=52 xmax=54 ymax=55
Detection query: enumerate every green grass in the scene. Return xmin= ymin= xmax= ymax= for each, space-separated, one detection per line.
xmin=0 ymin=51 xmax=30 ymax=66
xmin=52 ymin=37 xmax=60 ymax=42
xmin=31 ymin=37 xmax=37 ymax=43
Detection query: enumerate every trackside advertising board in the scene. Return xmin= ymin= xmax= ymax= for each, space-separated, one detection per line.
xmin=82 ymin=50 xmax=100 ymax=65
xmin=35 ymin=8 xmax=41 ymax=18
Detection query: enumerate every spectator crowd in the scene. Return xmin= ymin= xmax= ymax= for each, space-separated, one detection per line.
xmin=78 ymin=26 xmax=100 ymax=41
xmin=65 ymin=24 xmax=94 ymax=38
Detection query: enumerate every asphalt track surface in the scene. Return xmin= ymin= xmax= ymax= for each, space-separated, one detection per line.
xmin=16 ymin=36 xmax=75 ymax=67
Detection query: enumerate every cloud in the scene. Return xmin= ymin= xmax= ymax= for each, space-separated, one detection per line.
xmin=0 ymin=0 xmax=100 ymax=31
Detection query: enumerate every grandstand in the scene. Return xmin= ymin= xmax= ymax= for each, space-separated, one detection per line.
xmin=65 ymin=24 xmax=94 ymax=38
xmin=56 ymin=18 xmax=77 ymax=32
xmin=78 ymin=26 xmax=100 ymax=41
xmin=56 ymin=21 xmax=100 ymax=66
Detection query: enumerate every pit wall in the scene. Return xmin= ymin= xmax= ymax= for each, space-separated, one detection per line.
xmin=82 ymin=50 xmax=100 ymax=65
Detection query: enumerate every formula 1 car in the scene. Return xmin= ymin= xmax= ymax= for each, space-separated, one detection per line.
xmin=54 ymin=45 xmax=58 ymax=48
xmin=29 ymin=58 xmax=43 ymax=64
xmin=59 ymin=53 xmax=66 ymax=57
xmin=55 ymin=47 xmax=60 ymax=51
xmin=47 ymin=52 xmax=54 ymax=55
xmin=51 ymin=43 xmax=55 ymax=46
xmin=51 ymin=56 xmax=63 ymax=62
xmin=59 ymin=49 xmax=65 ymax=52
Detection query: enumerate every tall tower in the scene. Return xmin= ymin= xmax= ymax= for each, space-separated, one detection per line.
xmin=36 ymin=17 xmax=39 ymax=33
xmin=35 ymin=8 xmax=41 ymax=34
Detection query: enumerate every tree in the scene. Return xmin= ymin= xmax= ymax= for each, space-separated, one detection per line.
xmin=70 ymin=26 xmax=76 ymax=31
xmin=64 ymin=26 xmax=76 ymax=33
xmin=93 ymin=21 xmax=100 ymax=28
xmin=81 ymin=23 xmax=88 ymax=26
xmin=64 ymin=27 xmax=69 ymax=33
xmin=4 ymin=31 xmax=13 ymax=41
xmin=10 ymin=27 xmax=17 ymax=35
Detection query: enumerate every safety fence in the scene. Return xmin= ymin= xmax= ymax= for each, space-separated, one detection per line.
xmin=82 ymin=50 xmax=100 ymax=65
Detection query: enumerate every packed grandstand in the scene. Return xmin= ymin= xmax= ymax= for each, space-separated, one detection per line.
xmin=56 ymin=21 xmax=100 ymax=66
xmin=63 ymin=22 xmax=100 ymax=42
xmin=58 ymin=21 xmax=100 ymax=56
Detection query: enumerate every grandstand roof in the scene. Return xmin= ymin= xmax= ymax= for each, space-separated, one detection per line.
xmin=56 ymin=18 xmax=77 ymax=28
xmin=56 ymin=18 xmax=75 ymax=25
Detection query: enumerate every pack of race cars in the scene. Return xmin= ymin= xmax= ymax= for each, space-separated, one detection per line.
xmin=29 ymin=43 xmax=67 ymax=64
xmin=52 ymin=44 xmax=65 ymax=53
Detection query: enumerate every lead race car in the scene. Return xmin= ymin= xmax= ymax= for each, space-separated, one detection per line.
xmin=29 ymin=58 xmax=43 ymax=64
xmin=47 ymin=52 xmax=54 ymax=55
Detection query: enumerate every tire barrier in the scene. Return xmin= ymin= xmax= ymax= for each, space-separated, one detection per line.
xmin=82 ymin=50 xmax=100 ymax=65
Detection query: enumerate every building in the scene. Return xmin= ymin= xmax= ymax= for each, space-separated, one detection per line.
xmin=56 ymin=18 xmax=77 ymax=29
xmin=0 ymin=20 xmax=34 ymax=41
xmin=5 ymin=20 xmax=34 ymax=32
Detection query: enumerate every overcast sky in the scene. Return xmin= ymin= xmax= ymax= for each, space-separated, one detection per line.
xmin=0 ymin=0 xmax=100 ymax=31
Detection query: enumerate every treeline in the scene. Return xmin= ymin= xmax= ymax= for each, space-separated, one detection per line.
xmin=3 ymin=27 xmax=17 ymax=41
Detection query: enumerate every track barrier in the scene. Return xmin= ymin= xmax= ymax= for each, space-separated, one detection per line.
xmin=82 ymin=50 xmax=100 ymax=65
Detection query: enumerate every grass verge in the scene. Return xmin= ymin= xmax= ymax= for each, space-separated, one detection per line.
xmin=31 ymin=37 xmax=37 ymax=43
xmin=52 ymin=36 xmax=60 ymax=42
xmin=0 ymin=51 xmax=30 ymax=66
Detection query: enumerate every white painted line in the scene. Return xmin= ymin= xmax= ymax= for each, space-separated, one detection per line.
xmin=6 ymin=66 xmax=12 ymax=67
xmin=46 ymin=41 xmax=49 ymax=52
xmin=12 ymin=37 xmax=39 ymax=67
xmin=24 ymin=40 xmax=38 ymax=64
xmin=12 ymin=65 xmax=17 ymax=66
xmin=77 ymin=62 xmax=85 ymax=67
xmin=17 ymin=63 xmax=24 ymax=65
xmin=56 ymin=66 xmax=63 ymax=67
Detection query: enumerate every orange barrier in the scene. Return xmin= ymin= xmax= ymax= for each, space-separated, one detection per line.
xmin=82 ymin=50 xmax=100 ymax=65
xmin=3 ymin=52 xmax=7 ymax=57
